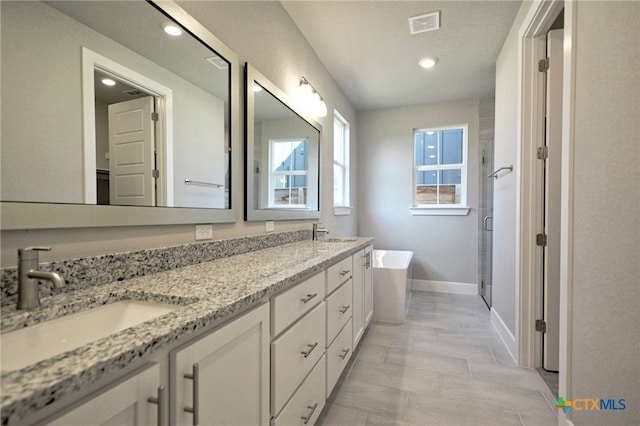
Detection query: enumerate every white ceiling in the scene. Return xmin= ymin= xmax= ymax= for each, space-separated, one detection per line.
xmin=281 ymin=1 xmax=522 ymax=111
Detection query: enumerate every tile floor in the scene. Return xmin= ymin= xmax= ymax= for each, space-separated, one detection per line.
xmin=318 ymin=291 xmax=559 ymax=426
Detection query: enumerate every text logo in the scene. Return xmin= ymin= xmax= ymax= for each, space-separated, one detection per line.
xmin=555 ymin=397 xmax=626 ymax=413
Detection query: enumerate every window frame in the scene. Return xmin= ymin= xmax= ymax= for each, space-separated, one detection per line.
xmin=267 ymin=138 xmax=309 ymax=209
xmin=333 ymin=110 xmax=351 ymax=215
xmin=411 ymin=124 xmax=469 ymax=216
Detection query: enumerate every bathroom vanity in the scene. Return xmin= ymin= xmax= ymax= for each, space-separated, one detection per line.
xmin=0 ymin=237 xmax=374 ymax=425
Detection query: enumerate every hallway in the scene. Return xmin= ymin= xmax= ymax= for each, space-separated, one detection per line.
xmin=319 ymin=291 xmax=558 ymax=425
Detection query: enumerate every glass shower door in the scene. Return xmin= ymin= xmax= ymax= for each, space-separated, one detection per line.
xmin=479 ymin=138 xmax=494 ymax=308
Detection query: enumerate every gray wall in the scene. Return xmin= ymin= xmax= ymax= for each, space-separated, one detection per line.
xmin=570 ymin=2 xmax=639 ymax=424
xmin=357 ymin=100 xmax=479 ymax=285
xmin=492 ymin=2 xmax=532 ymax=337
xmin=1 ymin=1 xmax=358 ymax=266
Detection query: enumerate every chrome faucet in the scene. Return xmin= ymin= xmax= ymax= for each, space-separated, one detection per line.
xmin=312 ymin=222 xmax=330 ymax=241
xmin=17 ymin=247 xmax=65 ymax=310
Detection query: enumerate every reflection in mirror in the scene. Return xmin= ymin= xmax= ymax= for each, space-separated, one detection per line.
xmin=1 ymin=1 xmax=231 ymax=210
xmin=245 ymin=64 xmax=321 ymax=221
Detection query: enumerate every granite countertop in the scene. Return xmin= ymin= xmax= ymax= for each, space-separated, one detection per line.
xmin=0 ymin=237 xmax=373 ymax=424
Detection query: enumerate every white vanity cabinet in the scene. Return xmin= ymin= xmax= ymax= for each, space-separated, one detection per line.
xmin=363 ymin=245 xmax=374 ymax=328
xmin=270 ymin=272 xmax=326 ymax=421
xmin=46 ymin=363 xmax=162 ymax=426
xmin=172 ymin=302 xmax=270 ymax=426
xmin=352 ymin=245 xmax=374 ymax=347
xmin=325 ymin=256 xmax=353 ymax=399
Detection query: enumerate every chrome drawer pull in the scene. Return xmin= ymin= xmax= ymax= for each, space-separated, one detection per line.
xmin=300 ymin=293 xmax=318 ymax=304
xmin=184 ymin=363 xmax=199 ymax=425
xmin=339 ymin=348 xmax=350 ymax=360
xmin=339 ymin=270 xmax=350 ymax=276
xmin=339 ymin=305 xmax=350 ymax=314
xmin=147 ymin=385 xmax=166 ymax=426
xmin=301 ymin=403 xmax=319 ymax=424
xmin=301 ymin=342 xmax=318 ymax=358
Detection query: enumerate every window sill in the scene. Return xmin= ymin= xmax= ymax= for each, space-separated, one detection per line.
xmin=334 ymin=206 xmax=353 ymax=216
xmin=409 ymin=206 xmax=470 ymax=216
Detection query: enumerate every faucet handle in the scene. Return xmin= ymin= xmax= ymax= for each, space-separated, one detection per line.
xmin=18 ymin=247 xmax=52 ymax=262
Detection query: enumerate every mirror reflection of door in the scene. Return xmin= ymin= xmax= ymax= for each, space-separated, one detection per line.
xmin=108 ymin=96 xmax=156 ymax=206
xmin=94 ymin=69 xmax=159 ymax=206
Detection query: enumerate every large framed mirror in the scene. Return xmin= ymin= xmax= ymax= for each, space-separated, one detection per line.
xmin=245 ymin=64 xmax=321 ymax=221
xmin=0 ymin=0 xmax=239 ymax=229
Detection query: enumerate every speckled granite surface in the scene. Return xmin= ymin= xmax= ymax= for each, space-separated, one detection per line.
xmin=1 ymin=229 xmax=311 ymax=307
xmin=0 ymin=237 xmax=373 ymax=425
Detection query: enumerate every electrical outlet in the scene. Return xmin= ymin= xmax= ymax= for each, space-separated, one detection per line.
xmin=195 ymin=224 xmax=213 ymax=241
xmin=265 ymin=221 xmax=275 ymax=232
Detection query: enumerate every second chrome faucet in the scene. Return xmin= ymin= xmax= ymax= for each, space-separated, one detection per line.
xmin=312 ymin=222 xmax=330 ymax=241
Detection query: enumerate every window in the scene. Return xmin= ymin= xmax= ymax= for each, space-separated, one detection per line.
xmin=268 ymin=139 xmax=309 ymax=208
xmin=333 ymin=110 xmax=350 ymax=214
xmin=412 ymin=125 xmax=468 ymax=214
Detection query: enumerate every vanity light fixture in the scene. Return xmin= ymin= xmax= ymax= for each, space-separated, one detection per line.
xmin=101 ymin=78 xmax=116 ymax=86
xmin=418 ymin=57 xmax=438 ymax=69
xmin=297 ymin=76 xmax=327 ymax=117
xmin=162 ymin=22 xmax=183 ymax=37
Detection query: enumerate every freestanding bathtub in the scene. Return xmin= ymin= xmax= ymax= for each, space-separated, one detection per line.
xmin=373 ymin=250 xmax=414 ymax=324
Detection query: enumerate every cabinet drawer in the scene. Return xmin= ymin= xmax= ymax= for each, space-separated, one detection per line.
xmin=327 ymin=256 xmax=353 ymax=295
xmin=272 ymin=355 xmax=325 ymax=426
xmin=326 ymin=319 xmax=352 ymax=399
xmin=272 ymin=272 xmax=325 ymax=337
xmin=271 ymin=302 xmax=326 ymax=416
xmin=326 ymin=279 xmax=352 ymax=346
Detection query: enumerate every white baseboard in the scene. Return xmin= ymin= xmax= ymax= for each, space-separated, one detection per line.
xmin=412 ymin=279 xmax=477 ymax=295
xmin=490 ymin=307 xmax=518 ymax=363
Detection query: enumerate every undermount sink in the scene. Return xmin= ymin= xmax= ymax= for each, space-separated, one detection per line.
xmin=323 ymin=238 xmax=358 ymax=243
xmin=1 ymin=300 xmax=178 ymax=372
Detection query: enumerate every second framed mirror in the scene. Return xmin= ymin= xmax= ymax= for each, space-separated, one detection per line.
xmin=245 ymin=64 xmax=321 ymax=221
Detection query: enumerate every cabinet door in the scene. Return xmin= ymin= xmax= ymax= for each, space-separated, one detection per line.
xmin=47 ymin=364 xmax=160 ymax=426
xmin=364 ymin=245 xmax=374 ymax=327
xmin=326 ymin=319 xmax=352 ymax=398
xmin=173 ymin=303 xmax=270 ymax=426
xmin=352 ymin=249 xmax=365 ymax=347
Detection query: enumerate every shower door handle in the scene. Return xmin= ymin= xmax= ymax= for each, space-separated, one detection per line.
xmin=483 ymin=216 xmax=493 ymax=232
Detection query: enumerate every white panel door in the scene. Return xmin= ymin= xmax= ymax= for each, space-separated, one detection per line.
xmin=173 ymin=303 xmax=270 ymax=426
xmin=543 ymin=29 xmax=563 ymax=372
xmin=352 ymin=249 xmax=365 ymax=347
xmin=47 ymin=364 xmax=160 ymax=426
xmin=364 ymin=245 xmax=374 ymax=326
xmin=108 ymin=96 xmax=155 ymax=206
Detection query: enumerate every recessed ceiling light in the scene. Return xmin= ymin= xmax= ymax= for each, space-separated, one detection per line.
xmin=252 ymin=83 xmax=263 ymax=92
xmin=419 ymin=57 xmax=438 ymax=69
xmin=162 ymin=22 xmax=182 ymax=37
xmin=101 ymin=78 xmax=116 ymax=86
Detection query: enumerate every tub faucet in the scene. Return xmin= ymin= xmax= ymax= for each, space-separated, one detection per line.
xmin=312 ymin=223 xmax=330 ymax=241
xmin=17 ymin=247 xmax=65 ymax=310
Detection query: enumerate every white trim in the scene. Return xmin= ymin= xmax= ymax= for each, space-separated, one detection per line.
xmin=333 ymin=109 xmax=350 ymax=208
xmin=409 ymin=207 xmax=469 ymax=216
xmin=516 ymin=0 xmax=565 ymax=370
xmin=559 ymin=0 xmax=576 ymax=413
xmin=81 ymin=47 xmax=174 ymax=205
xmin=516 ymin=0 xmax=575 ymax=419
xmin=412 ymin=279 xmax=477 ymax=295
xmin=490 ymin=307 xmax=518 ymax=364
xmin=333 ymin=206 xmax=353 ymax=216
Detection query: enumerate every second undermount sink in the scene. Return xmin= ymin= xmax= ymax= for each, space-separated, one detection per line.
xmin=323 ymin=237 xmax=359 ymax=243
xmin=0 ymin=300 xmax=178 ymax=372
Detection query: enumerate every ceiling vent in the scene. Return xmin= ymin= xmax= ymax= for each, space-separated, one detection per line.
xmin=206 ymin=55 xmax=229 ymax=70
xmin=409 ymin=11 xmax=440 ymax=35
xmin=122 ymin=89 xmax=145 ymax=97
